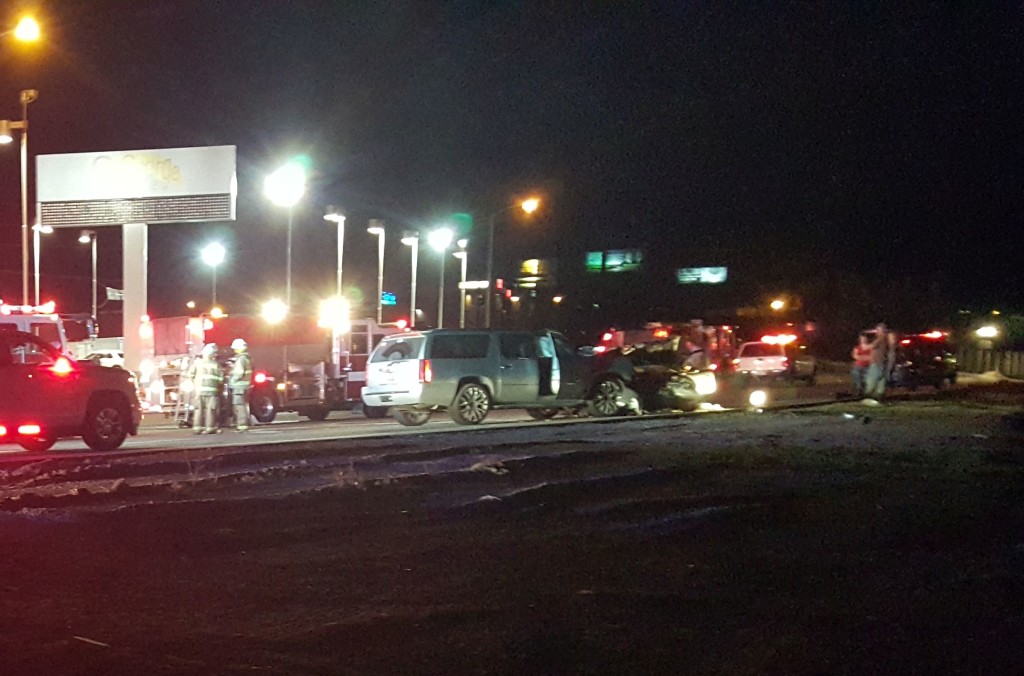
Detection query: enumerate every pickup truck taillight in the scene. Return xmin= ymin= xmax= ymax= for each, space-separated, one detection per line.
xmin=0 ymin=425 xmax=7 ymax=437
xmin=419 ymin=359 xmax=432 ymax=383
xmin=17 ymin=424 xmax=42 ymax=436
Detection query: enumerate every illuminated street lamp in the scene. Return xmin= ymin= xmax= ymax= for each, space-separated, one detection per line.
xmin=401 ymin=231 xmax=419 ymax=328
xmin=323 ymin=206 xmax=346 ymax=300
xmin=260 ymin=298 xmax=288 ymax=325
xmin=200 ymin=241 xmax=227 ymax=307
xmin=428 ymin=227 xmax=453 ymax=328
xmin=0 ymin=89 xmax=39 ymax=305
xmin=31 ymin=223 xmax=52 ymax=305
xmin=975 ymin=325 xmax=999 ymax=339
xmin=453 ymin=238 xmax=469 ymax=328
xmin=264 ymin=160 xmax=306 ymax=307
xmin=12 ymin=17 xmax=41 ymax=41
xmin=78 ymin=230 xmax=98 ymax=320
xmin=367 ymin=220 xmax=386 ymax=324
xmin=484 ymin=196 xmax=541 ymax=328
xmin=770 ymin=299 xmax=786 ymax=312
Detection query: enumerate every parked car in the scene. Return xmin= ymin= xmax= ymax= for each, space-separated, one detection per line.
xmin=890 ymin=333 xmax=958 ymax=390
xmin=730 ymin=341 xmax=789 ymax=380
xmin=363 ymin=329 xmax=648 ymax=426
xmin=0 ymin=331 xmax=142 ymax=452
xmin=83 ymin=349 xmax=126 ymax=369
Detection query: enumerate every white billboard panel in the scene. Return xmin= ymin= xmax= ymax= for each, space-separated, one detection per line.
xmin=36 ymin=145 xmax=236 ymax=227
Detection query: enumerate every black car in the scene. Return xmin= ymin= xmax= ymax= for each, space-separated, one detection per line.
xmin=890 ymin=333 xmax=958 ymax=390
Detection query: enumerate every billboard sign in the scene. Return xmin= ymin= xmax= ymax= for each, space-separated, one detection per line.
xmin=36 ymin=145 xmax=237 ymax=227
xmin=676 ymin=267 xmax=728 ymax=284
xmin=586 ymin=249 xmax=642 ymax=273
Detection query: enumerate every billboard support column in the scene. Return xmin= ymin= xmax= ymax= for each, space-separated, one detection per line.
xmin=122 ymin=222 xmax=149 ymax=382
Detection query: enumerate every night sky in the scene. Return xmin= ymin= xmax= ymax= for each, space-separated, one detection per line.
xmin=1 ymin=2 xmax=1021 ymax=331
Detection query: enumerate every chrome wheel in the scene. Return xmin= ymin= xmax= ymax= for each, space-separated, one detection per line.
xmin=587 ymin=377 xmax=624 ymax=417
xmin=450 ymin=384 xmax=491 ymax=425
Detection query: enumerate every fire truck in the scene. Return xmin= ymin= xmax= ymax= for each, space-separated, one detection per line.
xmin=153 ymin=313 xmax=405 ymax=423
xmin=0 ymin=301 xmax=122 ymax=361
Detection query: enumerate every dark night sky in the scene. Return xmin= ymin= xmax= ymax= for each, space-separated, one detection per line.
xmin=1 ymin=1 xmax=1022 ymax=327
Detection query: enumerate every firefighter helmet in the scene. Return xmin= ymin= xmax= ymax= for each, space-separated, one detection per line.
xmin=202 ymin=343 xmax=217 ymax=358
xmin=231 ymin=338 xmax=247 ymax=351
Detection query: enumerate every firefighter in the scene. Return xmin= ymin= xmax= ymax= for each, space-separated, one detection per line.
xmin=228 ymin=338 xmax=254 ymax=431
xmin=193 ymin=343 xmax=223 ymax=434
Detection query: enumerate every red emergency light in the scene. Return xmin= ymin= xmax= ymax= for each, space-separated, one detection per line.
xmin=49 ymin=356 xmax=75 ymax=376
xmin=920 ymin=331 xmax=945 ymax=340
xmin=253 ymin=371 xmax=268 ymax=384
xmin=653 ymin=328 xmax=669 ymax=338
xmin=761 ymin=333 xmax=797 ymax=345
xmin=395 ymin=319 xmax=408 ymax=330
xmin=601 ymin=332 xmax=614 ymax=343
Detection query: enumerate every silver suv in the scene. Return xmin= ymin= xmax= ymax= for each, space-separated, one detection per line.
xmin=362 ymin=329 xmax=631 ymax=426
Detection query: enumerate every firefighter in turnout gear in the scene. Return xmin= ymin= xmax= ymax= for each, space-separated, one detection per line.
xmin=229 ymin=338 xmax=254 ymax=431
xmin=193 ymin=343 xmax=224 ymax=434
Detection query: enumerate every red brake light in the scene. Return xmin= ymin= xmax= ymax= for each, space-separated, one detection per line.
xmin=900 ymin=339 xmax=911 ymax=345
xmin=253 ymin=371 xmax=268 ymax=384
xmin=50 ymin=356 xmax=74 ymax=376
xmin=0 ymin=425 xmax=7 ymax=437
xmin=395 ymin=319 xmax=408 ymax=330
xmin=17 ymin=424 xmax=42 ymax=436
xmin=708 ymin=362 xmax=718 ymax=371
xmin=601 ymin=332 xmax=613 ymax=342
xmin=419 ymin=359 xmax=433 ymax=383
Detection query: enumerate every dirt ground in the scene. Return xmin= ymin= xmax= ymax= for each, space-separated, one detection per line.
xmin=1 ymin=385 xmax=1023 ymax=675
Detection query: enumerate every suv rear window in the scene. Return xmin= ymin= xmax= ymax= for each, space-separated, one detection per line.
xmin=740 ymin=342 xmax=783 ymax=358
xmin=370 ymin=337 xmax=425 ymax=363
xmin=429 ymin=334 xmax=490 ymax=359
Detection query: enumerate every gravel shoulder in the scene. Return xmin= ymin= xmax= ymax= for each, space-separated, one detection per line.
xmin=0 ymin=385 xmax=1022 ymax=675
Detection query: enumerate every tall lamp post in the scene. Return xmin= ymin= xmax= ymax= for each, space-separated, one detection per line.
xmin=324 ymin=207 xmax=346 ymax=299
xmin=484 ymin=196 xmax=540 ymax=328
xmin=201 ymin=242 xmax=226 ymax=307
xmin=428 ymin=227 xmax=453 ymax=328
xmin=264 ymin=160 xmax=306 ymax=308
xmin=401 ymin=231 xmax=419 ymax=328
xmin=324 ymin=206 xmax=347 ymax=375
xmin=367 ymin=220 xmax=386 ymax=324
xmin=32 ymin=223 xmax=52 ymax=305
xmin=0 ymin=89 xmax=39 ymax=305
xmin=78 ymin=230 xmax=97 ymax=320
xmin=453 ymin=238 xmax=469 ymax=329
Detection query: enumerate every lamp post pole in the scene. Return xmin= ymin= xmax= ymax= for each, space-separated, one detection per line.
xmin=455 ymin=239 xmax=468 ymax=329
xmin=402 ymin=232 xmax=419 ymax=328
xmin=90 ymin=233 xmax=98 ymax=321
xmin=324 ymin=207 xmax=347 ymax=375
xmin=428 ymin=228 xmax=453 ymax=329
xmin=484 ymin=211 xmax=497 ymax=329
xmin=368 ymin=220 xmax=386 ymax=324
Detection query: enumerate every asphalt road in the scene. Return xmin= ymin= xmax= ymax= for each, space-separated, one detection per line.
xmin=0 ymin=375 xmax=853 ymax=460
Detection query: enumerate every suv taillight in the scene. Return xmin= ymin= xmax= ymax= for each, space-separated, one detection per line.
xmin=419 ymin=359 xmax=432 ymax=383
xmin=782 ymin=358 xmax=789 ymax=368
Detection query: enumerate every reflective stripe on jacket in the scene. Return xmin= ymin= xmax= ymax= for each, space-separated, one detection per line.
xmin=229 ymin=353 xmax=253 ymax=389
xmin=195 ymin=358 xmax=223 ymax=395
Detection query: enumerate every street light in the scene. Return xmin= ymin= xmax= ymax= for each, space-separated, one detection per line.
xmin=12 ymin=17 xmax=41 ymax=41
xmin=31 ymin=223 xmax=52 ymax=305
xmin=324 ymin=206 xmax=346 ymax=300
xmin=264 ymin=160 xmax=306 ymax=307
xmin=401 ymin=231 xmax=419 ymax=328
xmin=484 ymin=196 xmax=541 ymax=328
xmin=428 ymin=227 xmax=453 ymax=328
xmin=200 ymin=242 xmax=227 ymax=307
xmin=78 ymin=230 xmax=97 ymax=321
xmin=367 ymin=220 xmax=386 ymax=324
xmin=260 ymin=298 xmax=288 ymax=325
xmin=0 ymin=89 xmax=39 ymax=305
xmin=453 ymin=238 xmax=468 ymax=328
